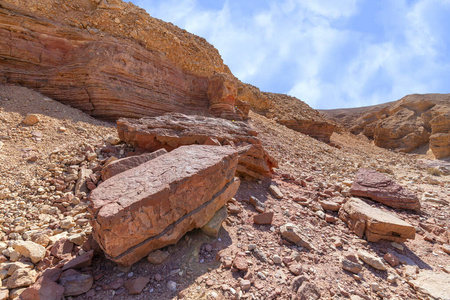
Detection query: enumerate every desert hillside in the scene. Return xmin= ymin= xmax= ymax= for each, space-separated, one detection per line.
xmin=321 ymin=94 xmax=450 ymax=159
xmin=0 ymin=0 xmax=449 ymax=300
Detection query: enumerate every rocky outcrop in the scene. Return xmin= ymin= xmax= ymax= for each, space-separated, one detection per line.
xmin=89 ymin=145 xmax=240 ymax=266
xmin=321 ymin=94 xmax=450 ymax=158
xmin=263 ymin=93 xmax=336 ymax=143
xmin=0 ymin=0 xmax=336 ymax=142
xmin=350 ymin=169 xmax=421 ymax=211
xmin=0 ymin=1 xmax=244 ymax=120
xmin=116 ymin=113 xmax=278 ymax=179
xmin=339 ymin=198 xmax=415 ymax=243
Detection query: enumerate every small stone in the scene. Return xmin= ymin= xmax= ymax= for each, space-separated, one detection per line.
xmin=387 ymin=274 xmax=398 ymax=283
xmin=147 ymin=250 xmax=169 ymax=264
xmin=154 ymin=274 xmax=162 ymax=281
xmin=249 ymin=196 xmax=265 ymax=213
xmin=240 ymin=279 xmax=251 ymax=291
xmin=7 ymin=269 xmax=37 ymax=289
xmin=253 ymin=212 xmax=274 ymax=225
xmin=383 ymin=253 xmax=400 ymax=267
xmin=280 ymin=223 xmax=315 ymax=250
xmin=288 ymin=263 xmax=303 ymax=275
xmin=106 ymin=135 xmax=120 ymax=145
xmin=342 ymin=259 xmax=363 ymax=274
xmin=272 ymin=254 xmax=282 ymax=264
xmin=167 ymin=281 xmax=177 ymax=292
xmin=441 ymin=244 xmax=450 ymax=255
xmin=22 ymin=114 xmax=40 ymax=126
xmin=58 ymin=126 xmax=67 ymax=132
xmin=269 ymin=184 xmax=284 ymax=199
xmin=357 ymin=250 xmax=387 ymax=271
xmin=233 ymin=256 xmax=248 ymax=271
xmin=124 ymin=276 xmax=149 ymax=295
xmin=13 ymin=241 xmax=46 ymax=264
xmin=370 ymin=283 xmax=380 ymax=292
xmin=201 ymin=206 xmax=227 ymax=237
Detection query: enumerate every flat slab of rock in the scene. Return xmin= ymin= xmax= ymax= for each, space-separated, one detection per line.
xmin=90 ymin=145 xmax=240 ymax=266
xmin=101 ymin=149 xmax=168 ymax=181
xmin=280 ymin=223 xmax=315 ymax=250
xmin=117 ymin=114 xmax=277 ymax=179
xmin=350 ymin=168 xmax=421 ymax=211
xmin=339 ymin=198 xmax=415 ymax=243
xmin=408 ymin=270 xmax=450 ymax=300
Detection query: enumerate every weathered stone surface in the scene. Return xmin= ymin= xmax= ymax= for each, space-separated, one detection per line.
xmin=147 ymin=250 xmax=170 ymax=265
xmin=62 ymin=250 xmax=94 ymax=271
xmin=357 ymin=250 xmax=387 ymax=271
xmin=201 ymin=205 xmax=228 ymax=237
xmin=342 ymin=258 xmax=363 ymax=274
xmin=207 ymin=73 xmax=247 ymax=120
xmin=280 ymin=223 xmax=315 ymax=250
xmin=0 ymin=2 xmax=238 ymax=121
xmin=253 ymin=212 xmax=274 ymax=225
xmin=59 ymin=269 xmax=93 ymax=297
xmin=101 ymin=149 xmax=168 ymax=181
xmin=20 ymin=276 xmax=65 ymax=300
xmin=350 ymin=169 xmax=421 ymax=211
xmin=117 ymin=113 xmax=277 ymax=179
xmin=13 ymin=241 xmax=46 ymax=264
xmin=90 ymin=145 xmax=240 ymax=266
xmin=322 ymin=94 xmax=450 ymax=157
xmin=74 ymin=168 xmax=93 ymax=197
xmin=7 ymin=269 xmax=37 ymax=289
xmin=408 ymin=271 xmax=450 ymax=300
xmin=125 ymin=276 xmax=150 ymax=295
xmin=22 ymin=114 xmax=40 ymax=126
xmin=339 ymin=198 xmax=415 ymax=243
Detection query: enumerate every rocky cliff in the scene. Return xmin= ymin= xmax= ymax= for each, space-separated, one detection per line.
xmin=321 ymin=94 xmax=450 ymax=158
xmin=0 ymin=0 xmax=335 ymax=142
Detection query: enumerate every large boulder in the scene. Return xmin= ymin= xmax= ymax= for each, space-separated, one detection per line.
xmin=117 ymin=113 xmax=277 ymax=180
xmin=89 ymin=145 xmax=240 ymax=266
xmin=350 ymin=168 xmax=421 ymax=211
xmin=339 ymin=198 xmax=415 ymax=243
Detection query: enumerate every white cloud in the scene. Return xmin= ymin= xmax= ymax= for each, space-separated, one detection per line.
xmin=132 ymin=0 xmax=450 ymax=109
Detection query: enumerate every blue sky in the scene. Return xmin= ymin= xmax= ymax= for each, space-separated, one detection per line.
xmin=130 ymin=0 xmax=450 ymax=109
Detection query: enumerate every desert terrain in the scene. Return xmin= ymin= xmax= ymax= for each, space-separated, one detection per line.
xmin=0 ymin=1 xmax=449 ymax=300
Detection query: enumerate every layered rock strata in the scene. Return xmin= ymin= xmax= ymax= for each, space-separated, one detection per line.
xmin=117 ymin=113 xmax=278 ymax=179
xmin=321 ymin=94 xmax=450 ymax=158
xmin=89 ymin=145 xmax=240 ymax=266
xmin=339 ymin=198 xmax=415 ymax=242
xmin=350 ymin=168 xmax=421 ymax=211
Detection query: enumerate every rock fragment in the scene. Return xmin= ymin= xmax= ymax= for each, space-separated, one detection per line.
xmin=357 ymin=250 xmax=387 ymax=271
xmin=280 ymin=223 xmax=315 ymax=250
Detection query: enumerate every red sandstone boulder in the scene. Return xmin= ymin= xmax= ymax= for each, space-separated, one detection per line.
xmin=350 ymin=168 xmax=421 ymax=211
xmin=89 ymin=145 xmax=240 ymax=266
xmin=339 ymin=198 xmax=415 ymax=242
xmin=117 ymin=113 xmax=277 ymax=180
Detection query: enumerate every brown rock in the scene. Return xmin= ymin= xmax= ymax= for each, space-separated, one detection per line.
xmin=409 ymin=271 xmax=450 ymax=300
xmin=253 ymin=212 xmax=274 ymax=225
xmin=319 ymin=200 xmax=341 ymax=212
xmin=339 ymin=198 xmax=415 ymax=242
xmin=233 ymin=256 xmax=248 ymax=271
xmin=50 ymin=238 xmax=74 ymax=260
xmin=116 ymin=114 xmax=277 ymax=179
xmin=59 ymin=269 xmax=93 ymax=297
xmin=62 ymin=250 xmax=94 ymax=271
xmin=7 ymin=269 xmax=37 ymax=289
xmin=101 ymin=149 xmax=168 ymax=181
xmin=22 ymin=114 xmax=40 ymax=126
xmin=297 ymin=282 xmax=321 ymax=300
xmin=280 ymin=223 xmax=315 ymax=250
xmin=207 ymin=73 xmax=246 ymax=120
xmin=147 ymin=250 xmax=170 ymax=265
xmin=90 ymin=145 xmax=240 ymax=266
xmin=342 ymin=258 xmax=363 ymax=274
xmin=201 ymin=205 xmax=228 ymax=237
xmin=20 ymin=276 xmax=65 ymax=300
xmin=74 ymin=168 xmax=93 ymax=197
xmin=124 ymin=276 xmax=149 ymax=295
xmin=383 ymin=253 xmax=399 ymax=267
xmin=288 ymin=263 xmax=303 ymax=275
xmin=350 ymin=168 xmax=420 ymax=211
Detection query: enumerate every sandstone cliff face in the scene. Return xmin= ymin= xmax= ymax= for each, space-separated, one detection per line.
xmin=1 ymin=0 xmax=335 ymax=141
xmin=321 ymin=94 xmax=450 ymax=158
